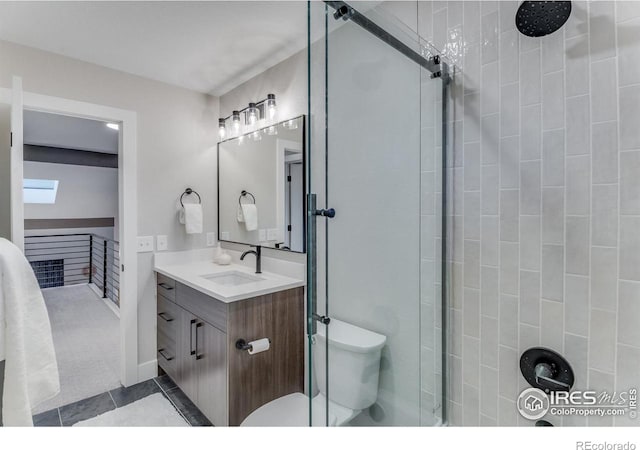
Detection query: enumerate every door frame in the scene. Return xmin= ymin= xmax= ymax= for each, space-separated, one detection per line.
xmin=276 ymin=138 xmax=303 ymax=247
xmin=0 ymin=82 xmax=139 ymax=387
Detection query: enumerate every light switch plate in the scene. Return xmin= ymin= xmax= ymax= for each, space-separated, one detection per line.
xmin=137 ymin=236 xmax=154 ymax=253
xmin=267 ymin=228 xmax=278 ymax=240
xmin=221 ymin=231 xmax=230 ymax=240
xmin=259 ymin=229 xmax=266 ymax=241
xmin=206 ymin=232 xmax=216 ymax=246
xmin=156 ymin=235 xmax=168 ymax=251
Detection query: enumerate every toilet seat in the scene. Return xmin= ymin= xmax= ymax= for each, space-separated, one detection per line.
xmin=240 ymin=393 xmax=340 ymax=427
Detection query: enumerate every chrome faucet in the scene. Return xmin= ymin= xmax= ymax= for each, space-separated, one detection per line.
xmin=240 ymin=245 xmax=262 ymax=274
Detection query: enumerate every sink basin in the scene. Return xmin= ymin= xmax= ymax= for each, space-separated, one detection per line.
xmin=200 ymin=270 xmax=264 ymax=286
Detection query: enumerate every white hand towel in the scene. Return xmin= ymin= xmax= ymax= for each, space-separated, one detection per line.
xmin=236 ymin=204 xmax=245 ymax=223
xmin=183 ymin=204 xmax=203 ymax=234
xmin=0 ymin=238 xmax=60 ymax=426
xmin=240 ymin=204 xmax=258 ymax=231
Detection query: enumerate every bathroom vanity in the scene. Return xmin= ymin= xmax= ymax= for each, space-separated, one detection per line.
xmin=154 ymin=251 xmax=305 ymax=426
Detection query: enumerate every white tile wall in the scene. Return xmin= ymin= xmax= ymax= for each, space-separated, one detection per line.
xmin=386 ymin=0 xmax=640 ymax=426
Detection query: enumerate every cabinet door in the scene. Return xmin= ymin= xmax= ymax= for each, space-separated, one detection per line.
xmin=195 ymin=321 xmax=228 ymax=426
xmin=178 ymin=310 xmax=199 ymax=403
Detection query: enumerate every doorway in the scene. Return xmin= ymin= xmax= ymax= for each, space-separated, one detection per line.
xmin=22 ymin=110 xmax=122 ymax=412
xmin=0 ymin=79 xmax=139 ymax=393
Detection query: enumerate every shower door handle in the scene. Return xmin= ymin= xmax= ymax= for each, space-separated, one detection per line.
xmin=308 ymin=193 xmax=318 ymax=335
xmin=313 ymin=208 xmax=336 ymax=218
xmin=308 ymin=193 xmax=334 ymax=336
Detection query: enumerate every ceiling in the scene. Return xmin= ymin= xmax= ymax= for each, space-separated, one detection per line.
xmin=24 ymin=110 xmax=119 ymax=154
xmin=0 ymin=1 xmax=308 ymax=96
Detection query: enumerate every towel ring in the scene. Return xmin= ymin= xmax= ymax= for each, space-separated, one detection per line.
xmin=180 ymin=188 xmax=202 ymax=207
xmin=238 ymin=190 xmax=256 ymax=206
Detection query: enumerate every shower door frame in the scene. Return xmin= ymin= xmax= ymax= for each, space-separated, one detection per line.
xmin=306 ymin=0 xmax=451 ymax=426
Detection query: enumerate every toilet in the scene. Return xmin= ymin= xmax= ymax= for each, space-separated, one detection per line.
xmin=241 ymin=318 xmax=387 ymax=426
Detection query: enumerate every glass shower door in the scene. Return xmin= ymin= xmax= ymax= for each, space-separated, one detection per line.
xmin=307 ymin=1 xmax=448 ymax=427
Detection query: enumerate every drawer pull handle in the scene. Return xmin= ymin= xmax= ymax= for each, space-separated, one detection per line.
xmin=190 ymin=319 xmax=197 ymax=355
xmin=158 ymin=282 xmax=174 ymax=291
xmin=158 ymin=312 xmax=174 ymax=322
xmin=158 ymin=348 xmax=174 ymax=361
xmin=195 ymin=322 xmax=204 ymax=360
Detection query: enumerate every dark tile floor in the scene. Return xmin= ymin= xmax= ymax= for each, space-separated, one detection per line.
xmin=33 ymin=375 xmax=212 ymax=427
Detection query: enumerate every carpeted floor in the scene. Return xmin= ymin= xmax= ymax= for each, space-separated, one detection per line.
xmin=33 ymin=284 xmax=121 ymax=414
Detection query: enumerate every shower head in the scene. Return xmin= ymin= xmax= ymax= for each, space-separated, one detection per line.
xmin=515 ymin=1 xmax=572 ymax=37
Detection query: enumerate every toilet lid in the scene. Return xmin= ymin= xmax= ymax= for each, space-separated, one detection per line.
xmin=240 ymin=393 xmax=338 ymax=427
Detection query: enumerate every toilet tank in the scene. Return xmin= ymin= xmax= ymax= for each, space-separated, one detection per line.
xmin=314 ymin=318 xmax=386 ymax=411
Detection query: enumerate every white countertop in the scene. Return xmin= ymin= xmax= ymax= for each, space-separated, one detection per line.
xmin=153 ymin=248 xmax=305 ymax=303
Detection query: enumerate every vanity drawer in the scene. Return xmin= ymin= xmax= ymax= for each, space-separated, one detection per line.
xmin=176 ymin=282 xmax=227 ymax=333
xmin=157 ymin=326 xmax=178 ymax=376
xmin=157 ymin=295 xmax=180 ymax=378
xmin=157 ymin=273 xmax=176 ymax=301
xmin=158 ymin=294 xmax=180 ymax=331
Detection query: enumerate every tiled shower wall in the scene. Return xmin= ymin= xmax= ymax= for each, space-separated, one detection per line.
xmin=386 ymin=0 xmax=640 ymax=426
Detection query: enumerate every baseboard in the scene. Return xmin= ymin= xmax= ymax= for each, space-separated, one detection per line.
xmin=138 ymin=359 xmax=158 ymax=382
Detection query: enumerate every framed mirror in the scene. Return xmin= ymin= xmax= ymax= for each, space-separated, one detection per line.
xmin=217 ymin=115 xmax=305 ymax=252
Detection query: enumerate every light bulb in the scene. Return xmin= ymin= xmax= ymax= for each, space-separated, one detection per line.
xmin=218 ymin=118 xmax=226 ymax=139
xmin=247 ymin=103 xmax=258 ymax=125
xmin=266 ymin=94 xmax=277 ymax=120
xmin=232 ymin=110 xmax=241 ymax=133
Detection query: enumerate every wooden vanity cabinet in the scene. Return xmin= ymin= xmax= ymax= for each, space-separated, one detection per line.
xmin=156 ymin=272 xmax=304 ymax=426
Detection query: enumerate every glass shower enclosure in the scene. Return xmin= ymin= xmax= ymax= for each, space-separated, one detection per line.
xmin=306 ymin=1 xmax=450 ymax=426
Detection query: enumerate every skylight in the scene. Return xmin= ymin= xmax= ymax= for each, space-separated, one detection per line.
xmin=23 ymin=178 xmax=59 ymax=204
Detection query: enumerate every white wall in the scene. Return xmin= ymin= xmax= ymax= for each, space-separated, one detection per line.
xmin=23 ymin=161 xmax=118 ymax=239
xmin=24 ymin=161 xmax=117 ymax=214
xmin=0 ymin=39 xmax=219 ymax=373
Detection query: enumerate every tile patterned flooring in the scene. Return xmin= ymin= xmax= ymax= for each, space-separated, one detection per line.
xmin=32 ymin=375 xmax=212 ymax=427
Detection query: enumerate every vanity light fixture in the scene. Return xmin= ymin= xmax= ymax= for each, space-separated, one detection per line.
xmin=217 ymin=94 xmax=277 ymax=140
